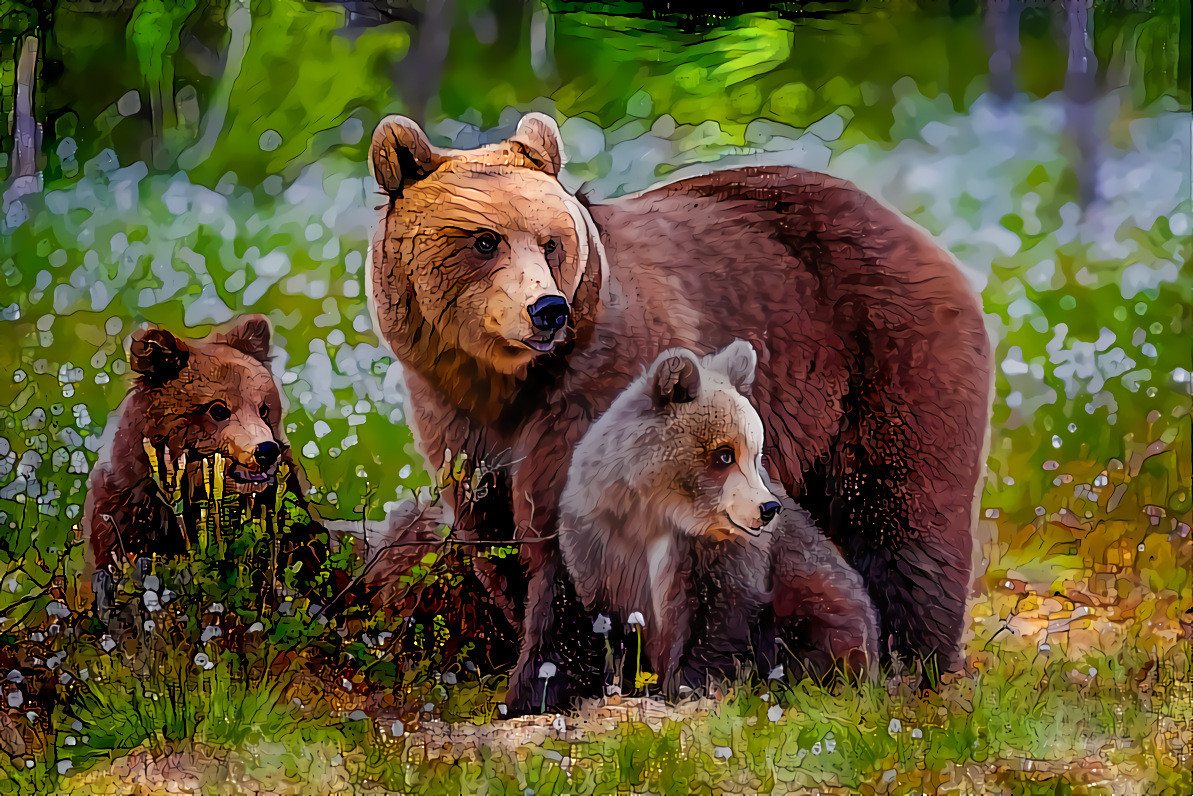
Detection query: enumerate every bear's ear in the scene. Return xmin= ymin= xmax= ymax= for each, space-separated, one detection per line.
xmin=710 ymin=339 xmax=758 ymax=396
xmin=129 ymin=328 xmax=189 ymax=383
xmin=223 ymin=314 xmax=273 ymax=363
xmin=370 ymin=115 xmax=447 ymax=196
xmin=510 ymin=113 xmax=563 ymax=176
xmin=650 ymin=349 xmax=702 ymax=409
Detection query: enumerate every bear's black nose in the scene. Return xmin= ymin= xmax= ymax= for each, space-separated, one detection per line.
xmin=759 ymin=501 xmax=781 ymax=524
xmin=527 ymin=295 xmax=569 ymax=333
xmin=254 ymin=441 xmax=280 ymax=469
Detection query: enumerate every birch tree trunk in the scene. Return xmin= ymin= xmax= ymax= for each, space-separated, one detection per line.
xmin=11 ymin=35 xmax=40 ymax=183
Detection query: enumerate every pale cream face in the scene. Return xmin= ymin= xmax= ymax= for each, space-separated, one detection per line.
xmin=653 ymin=377 xmax=777 ymax=542
xmin=384 ymin=162 xmax=587 ymax=374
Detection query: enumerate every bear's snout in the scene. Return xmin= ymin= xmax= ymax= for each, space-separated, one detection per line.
xmin=527 ymin=295 xmax=569 ymax=334
xmin=253 ymin=441 xmax=281 ymax=469
xmin=759 ymin=501 xmax=781 ymax=525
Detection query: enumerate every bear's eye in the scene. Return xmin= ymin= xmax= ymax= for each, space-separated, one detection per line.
xmin=542 ymin=238 xmax=557 ymax=255
xmin=474 ymin=232 xmax=500 ymax=255
xmin=259 ymin=403 xmax=270 ymax=420
xmin=712 ymin=447 xmax=736 ymax=467
xmin=207 ymin=401 xmax=231 ymax=422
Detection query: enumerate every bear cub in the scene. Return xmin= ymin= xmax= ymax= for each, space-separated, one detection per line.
xmin=83 ymin=316 xmax=321 ymax=613
xmin=558 ymin=341 xmax=878 ymax=696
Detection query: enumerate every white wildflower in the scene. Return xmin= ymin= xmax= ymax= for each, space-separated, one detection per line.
xmin=627 ymin=611 xmax=645 ymax=627
xmin=100 ymin=636 xmax=116 ymax=652
xmin=713 ymin=746 xmax=732 ymax=760
xmin=552 ymin=715 xmax=567 ymax=733
xmin=767 ymin=705 xmax=783 ymax=722
xmin=768 ymin=665 xmax=784 ymax=681
xmin=593 ymin=614 xmax=611 ymax=634
xmin=194 ymin=652 xmax=214 ymax=670
xmin=911 ymin=728 xmax=923 ymax=739
xmin=539 ymin=662 xmax=557 ymax=680
xmin=442 ymin=672 xmax=457 ymax=685
xmin=888 ymin=718 xmax=902 ymax=733
xmin=142 ymin=591 xmax=161 ymax=612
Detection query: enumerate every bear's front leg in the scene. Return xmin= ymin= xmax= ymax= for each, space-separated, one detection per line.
xmin=505 ymin=549 xmax=605 ymax=715
xmin=851 ymin=529 xmax=972 ymax=675
xmin=768 ymin=505 xmax=880 ymax=680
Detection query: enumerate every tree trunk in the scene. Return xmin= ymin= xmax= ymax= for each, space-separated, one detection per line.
xmin=984 ymin=0 xmax=1022 ymax=103
xmin=394 ymin=0 xmax=457 ymax=125
xmin=178 ymin=0 xmax=252 ymax=171
xmin=1063 ymin=0 xmax=1099 ymax=208
xmin=12 ymin=35 xmax=40 ymax=181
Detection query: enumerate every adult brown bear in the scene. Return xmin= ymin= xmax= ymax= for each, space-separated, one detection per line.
xmin=366 ymin=112 xmax=992 ymax=712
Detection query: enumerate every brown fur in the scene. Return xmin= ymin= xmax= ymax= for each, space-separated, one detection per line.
xmin=558 ymin=344 xmax=877 ymax=698
xmin=368 ymin=113 xmax=993 ymax=712
xmin=83 ymin=316 xmax=312 ymax=579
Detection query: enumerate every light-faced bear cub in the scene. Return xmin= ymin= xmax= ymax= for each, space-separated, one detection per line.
xmin=558 ymin=341 xmax=878 ymax=697
xmin=82 ymin=316 xmax=325 ymax=614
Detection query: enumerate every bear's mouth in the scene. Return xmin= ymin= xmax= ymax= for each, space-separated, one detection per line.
xmin=520 ymin=335 xmax=559 ymax=354
xmin=227 ymin=463 xmax=279 ymax=493
xmin=727 ymin=518 xmax=765 ymax=537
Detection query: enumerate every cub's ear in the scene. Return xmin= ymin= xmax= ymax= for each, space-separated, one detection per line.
xmin=129 ymin=328 xmax=189 ymax=383
xmin=223 ymin=314 xmax=273 ymax=362
xmin=650 ymin=349 xmax=702 ymax=409
xmin=709 ymin=339 xmax=758 ymax=396
xmin=370 ymin=115 xmax=447 ymax=196
xmin=510 ymin=112 xmax=562 ymax=176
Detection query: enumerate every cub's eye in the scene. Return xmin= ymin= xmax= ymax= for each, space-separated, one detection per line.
xmin=207 ymin=401 xmax=231 ymax=422
xmin=543 ymin=239 xmax=557 ymax=255
xmin=474 ymin=232 xmax=500 ymax=255
xmin=259 ymin=403 xmax=270 ymax=420
xmin=712 ymin=447 xmax=735 ymax=467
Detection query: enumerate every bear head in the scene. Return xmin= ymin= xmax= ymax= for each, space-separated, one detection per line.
xmin=569 ymin=339 xmax=780 ymax=542
xmin=128 ymin=315 xmax=289 ymax=495
xmin=368 ymin=113 xmax=602 ymax=379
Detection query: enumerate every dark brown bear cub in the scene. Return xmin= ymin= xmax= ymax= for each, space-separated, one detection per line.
xmin=82 ymin=316 xmax=320 ymax=610
xmin=557 ymin=342 xmax=878 ymax=699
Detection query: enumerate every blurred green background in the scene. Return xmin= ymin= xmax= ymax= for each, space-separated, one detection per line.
xmin=0 ymin=0 xmax=1189 ymax=607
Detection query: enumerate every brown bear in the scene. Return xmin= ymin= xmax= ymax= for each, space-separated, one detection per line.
xmin=366 ymin=112 xmax=993 ymax=712
xmin=558 ymin=342 xmax=878 ymax=698
xmin=82 ymin=316 xmax=323 ymax=611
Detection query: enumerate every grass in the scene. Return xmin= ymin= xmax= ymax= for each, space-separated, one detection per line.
xmin=0 ymin=446 xmax=1186 ymax=795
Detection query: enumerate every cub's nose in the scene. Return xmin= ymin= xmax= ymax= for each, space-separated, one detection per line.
xmin=254 ymin=441 xmax=280 ymax=469
xmin=527 ymin=295 xmax=569 ymax=333
xmin=759 ymin=501 xmax=781 ymax=525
